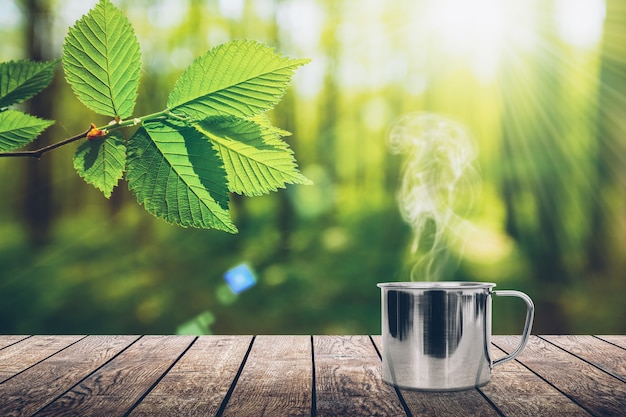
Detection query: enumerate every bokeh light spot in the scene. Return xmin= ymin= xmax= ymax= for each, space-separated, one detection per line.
xmin=224 ymin=263 xmax=257 ymax=294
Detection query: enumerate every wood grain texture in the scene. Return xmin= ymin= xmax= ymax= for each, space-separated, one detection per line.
xmin=221 ymin=335 xmax=312 ymax=417
xmin=371 ymin=336 xmax=501 ymax=417
xmin=484 ymin=339 xmax=592 ymax=416
xmin=129 ymin=336 xmax=253 ymax=417
xmin=0 ymin=335 xmax=624 ymax=417
xmin=0 ymin=336 xmax=138 ymax=417
xmin=314 ymin=335 xmax=406 ymax=417
xmin=494 ymin=336 xmax=626 ymax=417
xmin=596 ymin=335 xmax=626 ymax=350
xmin=0 ymin=336 xmax=29 ymax=350
xmin=542 ymin=335 xmax=626 ymax=382
xmin=0 ymin=335 xmax=84 ymax=383
xmin=33 ymin=335 xmax=195 ymax=417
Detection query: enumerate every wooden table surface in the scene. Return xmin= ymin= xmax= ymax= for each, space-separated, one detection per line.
xmin=0 ymin=335 xmax=624 ymax=416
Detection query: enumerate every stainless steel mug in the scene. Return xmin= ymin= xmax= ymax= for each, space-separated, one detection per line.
xmin=378 ymin=282 xmax=534 ymax=391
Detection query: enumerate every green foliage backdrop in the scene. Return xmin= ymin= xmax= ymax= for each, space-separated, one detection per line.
xmin=0 ymin=0 xmax=625 ymax=335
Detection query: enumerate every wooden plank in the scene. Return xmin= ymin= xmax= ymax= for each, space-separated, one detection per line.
xmin=128 ymin=336 xmax=252 ymax=417
xmin=494 ymin=335 xmax=626 ymax=417
xmin=0 ymin=336 xmax=83 ymax=383
xmin=0 ymin=336 xmax=30 ymax=350
xmin=483 ymin=338 xmax=592 ymax=416
xmin=596 ymin=335 xmax=626 ymax=350
xmin=542 ymin=335 xmax=626 ymax=382
xmin=0 ymin=336 xmax=138 ymax=417
xmin=371 ymin=336 xmax=500 ymax=417
xmin=34 ymin=336 xmax=195 ymax=417
xmin=314 ymin=335 xmax=406 ymax=417
xmin=221 ymin=335 xmax=311 ymax=417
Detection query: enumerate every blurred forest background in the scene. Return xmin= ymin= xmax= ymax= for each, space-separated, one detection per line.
xmin=0 ymin=0 xmax=625 ymax=335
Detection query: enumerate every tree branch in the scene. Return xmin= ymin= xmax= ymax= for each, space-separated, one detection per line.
xmin=0 ymin=110 xmax=170 ymax=159
xmin=0 ymin=129 xmax=90 ymax=159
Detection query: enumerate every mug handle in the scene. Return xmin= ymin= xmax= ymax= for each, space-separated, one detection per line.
xmin=492 ymin=290 xmax=535 ymax=367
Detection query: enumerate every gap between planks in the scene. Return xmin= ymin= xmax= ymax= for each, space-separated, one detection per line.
xmin=493 ymin=335 xmax=626 ymax=417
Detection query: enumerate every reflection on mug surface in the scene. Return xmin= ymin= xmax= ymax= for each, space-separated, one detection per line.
xmin=386 ymin=290 xmax=413 ymax=341
xmin=421 ymin=290 xmax=463 ymax=358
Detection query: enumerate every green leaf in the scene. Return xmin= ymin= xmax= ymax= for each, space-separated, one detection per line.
xmin=0 ymin=110 xmax=54 ymax=151
xmin=0 ymin=59 xmax=58 ymax=109
xmin=62 ymin=0 xmax=141 ymax=118
xmin=73 ymin=132 xmax=126 ymax=198
xmin=195 ymin=116 xmax=311 ymax=196
xmin=167 ymin=40 xmax=309 ymax=120
xmin=126 ymin=119 xmax=237 ymax=232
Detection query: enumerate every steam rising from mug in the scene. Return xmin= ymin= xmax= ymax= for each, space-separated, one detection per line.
xmin=388 ymin=112 xmax=481 ymax=281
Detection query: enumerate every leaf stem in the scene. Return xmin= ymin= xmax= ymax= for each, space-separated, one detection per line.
xmin=0 ymin=109 xmax=171 ymax=159
xmin=106 ymin=110 xmax=170 ymax=131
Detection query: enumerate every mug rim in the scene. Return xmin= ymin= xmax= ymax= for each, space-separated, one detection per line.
xmin=377 ymin=281 xmax=496 ymax=289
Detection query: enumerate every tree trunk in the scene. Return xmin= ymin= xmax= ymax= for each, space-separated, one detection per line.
xmin=585 ymin=0 xmax=626 ymax=276
xmin=498 ymin=0 xmax=570 ymax=332
xmin=21 ymin=0 xmax=56 ymax=247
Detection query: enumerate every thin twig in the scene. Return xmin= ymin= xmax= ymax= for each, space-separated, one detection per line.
xmin=0 ymin=129 xmax=90 ymax=159
xmin=0 ymin=110 xmax=170 ymax=159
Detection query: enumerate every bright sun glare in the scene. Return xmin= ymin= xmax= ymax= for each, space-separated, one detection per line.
xmin=424 ymin=0 xmax=606 ymax=80
xmin=554 ymin=0 xmax=606 ymax=48
xmin=427 ymin=0 xmax=505 ymax=57
xmin=424 ymin=0 xmax=512 ymax=80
